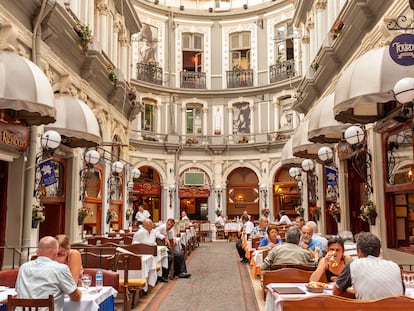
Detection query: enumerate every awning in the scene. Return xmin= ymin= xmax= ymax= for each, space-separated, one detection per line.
xmin=281 ymin=137 xmax=303 ymax=166
xmin=292 ymin=111 xmax=323 ymax=159
xmin=0 ymin=50 xmax=55 ymax=125
xmin=308 ymin=93 xmax=351 ymax=143
xmin=45 ymin=95 xmax=101 ymax=148
xmin=334 ymin=46 xmax=414 ymax=124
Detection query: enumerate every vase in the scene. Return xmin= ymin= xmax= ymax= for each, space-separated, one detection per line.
xmin=368 ymin=217 xmax=376 ymax=226
xmin=334 ymin=215 xmax=341 ymax=223
xmin=78 ymin=216 xmax=85 ymax=226
xmin=32 ymin=220 xmax=39 ymax=229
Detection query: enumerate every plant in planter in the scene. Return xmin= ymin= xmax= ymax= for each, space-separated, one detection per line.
xmin=310 ymin=205 xmax=321 ymax=220
xmin=295 ymin=205 xmax=304 ymax=216
xmin=78 ymin=206 xmax=92 ymax=225
xmin=107 ymin=64 xmax=118 ymax=86
xmin=331 ymin=19 xmax=344 ymax=40
xmin=328 ymin=202 xmax=341 ymax=222
xmin=32 ymin=204 xmax=45 ymax=228
xmin=311 ymin=62 xmax=319 ymax=71
xmin=106 ymin=208 xmax=118 ymax=224
xmin=232 ymin=64 xmax=242 ymax=76
xmin=359 ymin=200 xmax=377 ymax=225
xmin=74 ymin=22 xmax=93 ymax=54
xmin=215 ymin=208 xmax=223 ymax=217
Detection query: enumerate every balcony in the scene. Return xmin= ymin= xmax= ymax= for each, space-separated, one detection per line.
xmin=180 ymin=71 xmax=206 ymax=89
xmin=269 ymin=59 xmax=296 ymax=83
xmin=136 ymin=62 xmax=163 ymax=85
xmin=226 ymin=69 xmax=253 ymax=88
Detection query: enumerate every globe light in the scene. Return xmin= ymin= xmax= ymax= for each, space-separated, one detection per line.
xmin=318 ymin=146 xmax=334 ymax=162
xmin=85 ymin=150 xmax=100 ymax=165
xmin=112 ymin=161 xmax=124 ymax=174
xmin=41 ymin=130 xmax=61 ymax=149
xmin=344 ymin=125 xmax=365 ymax=145
xmin=394 ymin=77 xmax=414 ymax=104
xmin=131 ymin=168 xmax=141 ymax=179
xmin=301 ymin=159 xmax=314 ymax=172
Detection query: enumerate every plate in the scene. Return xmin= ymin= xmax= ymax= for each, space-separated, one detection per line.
xmin=0 ymin=286 xmax=9 ymax=291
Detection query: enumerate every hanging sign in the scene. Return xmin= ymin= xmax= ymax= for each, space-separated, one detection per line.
xmin=38 ymin=159 xmax=57 ymax=186
xmin=389 ymin=33 xmax=414 ymax=66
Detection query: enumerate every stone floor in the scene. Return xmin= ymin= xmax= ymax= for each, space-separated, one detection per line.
xmin=115 ymin=240 xmax=265 ymax=311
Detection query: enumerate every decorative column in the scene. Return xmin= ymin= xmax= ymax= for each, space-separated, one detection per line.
xmin=96 ymin=2 xmax=109 ymax=54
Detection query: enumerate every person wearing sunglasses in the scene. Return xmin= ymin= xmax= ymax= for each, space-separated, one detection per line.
xmin=55 ymin=234 xmax=83 ymax=285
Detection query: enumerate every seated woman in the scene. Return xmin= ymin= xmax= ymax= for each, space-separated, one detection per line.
xmin=55 ymin=234 xmax=83 ymax=284
xmin=257 ymin=224 xmax=282 ymax=251
xmin=309 ymin=236 xmax=353 ymax=283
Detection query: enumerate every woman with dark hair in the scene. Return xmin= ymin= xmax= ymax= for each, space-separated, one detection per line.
xmin=257 ymin=224 xmax=282 ymax=250
xmin=309 ymin=236 xmax=352 ymax=283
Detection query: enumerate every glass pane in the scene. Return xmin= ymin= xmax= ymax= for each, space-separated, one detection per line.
xmin=186 ymin=108 xmax=194 ymax=134
xmin=142 ymin=103 xmax=154 ymax=131
xmin=230 ymin=34 xmax=239 ymax=50
xmin=241 ymin=32 xmax=250 ymax=48
xmin=194 ymin=35 xmax=203 ymax=50
xmin=387 ymin=127 xmax=414 ymax=185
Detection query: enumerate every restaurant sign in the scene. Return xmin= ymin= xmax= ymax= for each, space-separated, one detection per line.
xmin=0 ymin=122 xmax=30 ymax=151
xmin=389 ymin=33 xmax=414 ymax=66
xmin=178 ymin=188 xmax=210 ymax=198
xmin=133 ymin=183 xmax=161 ymax=195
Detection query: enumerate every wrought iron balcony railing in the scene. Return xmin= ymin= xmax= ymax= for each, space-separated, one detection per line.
xmin=269 ymin=59 xmax=296 ymax=83
xmin=226 ymin=69 xmax=253 ymax=88
xmin=180 ymin=71 xmax=206 ymax=89
xmin=136 ymin=62 xmax=163 ymax=85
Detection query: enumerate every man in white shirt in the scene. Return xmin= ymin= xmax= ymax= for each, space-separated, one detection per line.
xmin=215 ymin=211 xmax=225 ymax=229
xmin=236 ymin=214 xmax=254 ymax=263
xmin=133 ymin=218 xmax=167 ymax=245
xmin=156 ymin=218 xmax=191 ymax=279
xmin=278 ymin=210 xmax=292 ymax=225
xmin=135 ymin=204 xmax=151 ymax=226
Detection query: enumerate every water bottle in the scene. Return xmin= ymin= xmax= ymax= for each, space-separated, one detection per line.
xmin=96 ymin=268 xmax=103 ymax=290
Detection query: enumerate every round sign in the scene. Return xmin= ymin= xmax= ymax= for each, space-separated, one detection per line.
xmin=389 ymin=33 xmax=414 ymax=66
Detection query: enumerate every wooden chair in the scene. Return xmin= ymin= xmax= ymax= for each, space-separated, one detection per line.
xmin=0 ymin=269 xmax=19 ymax=288
xmin=7 ymin=294 xmax=54 ymax=311
xmin=110 ymin=253 xmax=147 ymax=311
xmin=281 ymin=295 xmax=414 ymax=311
xmin=121 ymin=243 xmax=157 ymax=256
xmin=198 ymin=221 xmax=211 ymax=242
xmin=87 ymin=236 xmax=111 ymax=245
xmin=262 ymin=268 xmax=314 ymax=299
xmin=269 ymin=263 xmax=317 ymax=271
xmin=82 ymin=267 xmax=120 ymax=290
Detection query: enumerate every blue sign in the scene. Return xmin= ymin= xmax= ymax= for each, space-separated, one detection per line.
xmin=38 ymin=159 xmax=57 ymax=187
xmin=325 ymin=167 xmax=337 ymax=186
xmin=390 ymin=33 xmax=414 ymax=66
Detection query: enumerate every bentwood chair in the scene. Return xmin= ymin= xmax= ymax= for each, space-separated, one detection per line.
xmin=7 ymin=294 xmax=54 ymax=311
xmin=0 ymin=269 xmax=19 ymax=288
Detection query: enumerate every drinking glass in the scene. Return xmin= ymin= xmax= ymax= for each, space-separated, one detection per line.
xmin=81 ymin=274 xmax=92 ymax=292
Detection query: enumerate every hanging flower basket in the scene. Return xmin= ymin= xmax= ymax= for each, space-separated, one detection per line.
xmin=32 ymin=204 xmax=45 ymax=226
xmin=106 ymin=208 xmax=117 ymax=224
xmin=261 ymin=207 xmax=270 ymax=217
xmin=310 ymin=206 xmax=321 ymax=220
xmin=295 ymin=205 xmax=304 ymax=217
xmin=359 ymin=200 xmax=377 ymax=224
xmin=368 ymin=217 xmax=376 ymax=226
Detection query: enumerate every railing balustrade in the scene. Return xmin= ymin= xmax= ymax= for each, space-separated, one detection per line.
xmin=180 ymin=71 xmax=206 ymax=89
xmin=226 ymin=69 xmax=253 ymax=88
xmin=269 ymin=59 xmax=296 ymax=83
xmin=136 ymin=62 xmax=163 ymax=85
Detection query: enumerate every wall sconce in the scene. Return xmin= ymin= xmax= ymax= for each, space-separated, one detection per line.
xmin=393 ymin=77 xmax=414 ymax=126
xmin=289 ymin=167 xmax=301 ymax=181
xmin=260 ymin=184 xmax=268 ymax=208
xmin=344 ymin=125 xmax=373 ymax=194
xmin=131 ymin=167 xmax=141 ymax=179
xmin=169 ymin=184 xmax=176 ymax=209
xmin=318 ymin=146 xmax=337 ymax=168
xmin=243 ymin=4 xmax=248 ymax=9
xmin=215 ymin=184 xmax=222 ymax=209
xmin=79 ymin=149 xmax=100 ymax=201
xmin=301 ymin=159 xmax=318 ymax=204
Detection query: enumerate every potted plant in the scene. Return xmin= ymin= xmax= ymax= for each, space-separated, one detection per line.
xmin=78 ymin=206 xmax=92 ymax=225
xmin=215 ymin=208 xmax=223 ymax=217
xmin=331 ymin=19 xmax=344 ymax=40
xmin=295 ymin=205 xmax=304 ymax=216
xmin=126 ymin=207 xmax=133 ymax=221
xmin=310 ymin=206 xmax=321 ymax=221
xmin=359 ymin=200 xmax=377 ymax=225
xmin=328 ymin=202 xmax=341 ymax=223
xmin=74 ymin=22 xmax=93 ymax=54
xmin=106 ymin=208 xmax=117 ymax=224
xmin=32 ymin=204 xmax=45 ymax=228
xmin=107 ymin=64 xmax=118 ymax=86
xmin=232 ymin=64 xmax=242 ymax=76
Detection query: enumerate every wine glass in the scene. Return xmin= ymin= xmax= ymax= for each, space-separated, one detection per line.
xmin=81 ymin=274 xmax=92 ymax=293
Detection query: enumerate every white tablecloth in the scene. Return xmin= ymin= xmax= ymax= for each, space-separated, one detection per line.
xmin=0 ymin=286 xmax=117 ymax=311
xmin=225 ymin=223 xmax=242 ymax=231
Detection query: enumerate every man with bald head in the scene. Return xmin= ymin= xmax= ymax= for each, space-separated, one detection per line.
xmin=16 ymin=236 xmax=81 ymax=311
xmin=300 ymin=224 xmax=323 ymax=257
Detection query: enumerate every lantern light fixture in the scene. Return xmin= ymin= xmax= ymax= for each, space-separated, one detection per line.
xmin=85 ymin=150 xmax=100 ymax=165
xmin=112 ymin=161 xmax=124 ymax=174
xmin=394 ymin=77 xmax=414 ymax=104
xmin=301 ymin=159 xmax=314 ymax=172
xmin=318 ymin=146 xmax=334 ymax=162
xmin=41 ymin=130 xmax=61 ymax=150
xmin=344 ymin=125 xmax=365 ymax=146
xmin=131 ymin=168 xmax=141 ymax=179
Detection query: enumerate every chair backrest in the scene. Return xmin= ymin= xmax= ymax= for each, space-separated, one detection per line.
xmin=122 ymin=243 xmax=157 ymax=256
xmin=123 ymin=236 xmax=133 ymax=245
xmin=82 ymin=267 xmax=119 ymax=290
xmin=81 ymin=252 xmax=115 ymax=270
xmin=0 ymin=269 xmax=19 ymax=288
xmin=115 ymin=253 xmax=143 ymax=281
xmin=7 ymin=294 xmax=54 ymax=311
xmin=281 ymin=295 xmax=414 ymax=311
xmin=87 ymin=236 xmax=111 ymax=245
xmin=251 ymin=237 xmax=261 ymax=249
xmin=270 ymin=263 xmax=317 ymax=271
xmin=263 ymin=267 xmax=314 ymax=284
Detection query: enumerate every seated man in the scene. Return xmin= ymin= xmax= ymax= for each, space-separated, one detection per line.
xmin=300 ymin=224 xmax=323 ymax=257
xmin=236 ymin=214 xmax=254 ymax=263
xmin=215 ymin=211 xmax=225 ymax=229
xmin=251 ymin=216 xmax=268 ymax=239
xmin=306 ymin=221 xmax=328 ymax=252
xmin=333 ymin=232 xmax=404 ymax=299
xmin=261 ymin=226 xmax=316 ymax=270
xmin=156 ymin=218 xmax=191 ymax=279
xmin=15 ymin=236 xmax=82 ymax=311
xmin=278 ymin=210 xmax=292 ymax=225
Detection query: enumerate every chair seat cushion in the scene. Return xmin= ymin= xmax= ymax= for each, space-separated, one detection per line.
xmin=119 ymin=278 xmax=146 ymax=287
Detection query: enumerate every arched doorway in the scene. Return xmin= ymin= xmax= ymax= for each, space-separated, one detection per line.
xmin=273 ymin=167 xmax=300 ymax=222
xmin=226 ymin=167 xmax=259 ymax=221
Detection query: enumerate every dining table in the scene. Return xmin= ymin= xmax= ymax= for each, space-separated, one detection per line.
xmin=264 ymin=282 xmax=414 ymax=311
xmin=0 ymin=286 xmax=117 ymax=311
